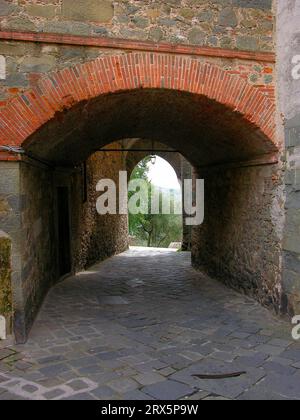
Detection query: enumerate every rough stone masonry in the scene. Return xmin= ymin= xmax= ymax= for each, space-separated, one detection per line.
xmin=0 ymin=0 xmax=273 ymax=49
xmin=277 ymin=0 xmax=300 ymax=317
xmin=0 ymin=230 xmax=12 ymax=335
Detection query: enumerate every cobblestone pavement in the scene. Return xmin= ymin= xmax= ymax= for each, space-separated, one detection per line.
xmin=1 ymin=248 xmax=300 ymax=400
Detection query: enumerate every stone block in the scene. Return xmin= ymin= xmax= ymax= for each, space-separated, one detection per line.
xmin=294 ymin=169 xmax=300 ymax=191
xmin=108 ymin=378 xmax=138 ymax=393
xmin=70 ymin=22 xmax=92 ymax=36
xmin=232 ymin=0 xmax=272 ymax=9
xmin=0 ymin=166 xmax=20 ymax=195
xmin=283 ymin=251 xmax=300 ymax=274
xmin=188 ymin=28 xmax=205 ymax=45
xmin=180 ymin=8 xmax=195 ymax=20
xmin=0 ymin=55 xmax=5 ymax=80
xmin=25 ymin=5 xmax=57 ymax=19
xmin=20 ymin=55 xmax=57 ymax=74
xmin=282 ymin=269 xmax=300 ymax=295
xmin=0 ymin=199 xmax=10 ymax=216
xmin=42 ymin=21 xmax=71 ymax=34
xmin=219 ymin=8 xmax=238 ymax=27
xmin=0 ymin=316 xmax=6 ymax=340
xmin=134 ymin=372 xmax=165 ymax=386
xmin=0 ymin=0 xmax=18 ymax=16
xmin=4 ymin=18 xmax=37 ymax=32
xmin=148 ymin=27 xmax=164 ymax=43
xmin=285 ymin=192 xmax=300 ymax=210
xmin=142 ymin=380 xmax=194 ymax=400
xmin=39 ymin=363 xmax=70 ymax=377
xmin=132 ymin=17 xmax=149 ymax=29
xmin=287 ymin=126 xmax=300 ymax=148
xmin=62 ymin=0 xmax=114 ymax=23
xmin=259 ymin=373 xmax=300 ymax=399
xmin=4 ymin=72 xmax=29 ymax=89
xmin=237 ymin=36 xmax=259 ymax=51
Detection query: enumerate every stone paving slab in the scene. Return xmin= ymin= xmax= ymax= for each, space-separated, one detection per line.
xmin=0 ymin=248 xmax=300 ymax=400
xmin=142 ymin=380 xmax=195 ymax=400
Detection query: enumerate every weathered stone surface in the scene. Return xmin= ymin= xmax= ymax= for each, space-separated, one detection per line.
xmin=0 ymin=42 xmax=33 ymax=57
xmin=0 ymin=199 xmax=9 ymax=216
xmin=0 ymin=0 xmax=17 ymax=16
xmin=219 ymin=8 xmax=238 ymax=27
xmin=73 ymin=150 xmax=129 ymax=271
xmin=0 ymin=249 xmax=299 ymax=400
xmin=41 ymin=21 xmax=72 ymax=34
xmin=20 ymin=55 xmax=56 ymax=73
xmin=16 ymin=163 xmax=56 ymax=341
xmin=237 ymin=35 xmax=259 ymax=51
xmin=148 ymin=27 xmax=164 ymax=43
xmin=0 ymin=0 xmax=275 ymax=52
xmin=143 ymin=380 xmax=194 ymax=400
xmin=282 ymin=108 xmax=300 ymax=316
xmin=4 ymin=18 xmax=37 ymax=32
xmin=0 ymin=165 xmax=20 ymax=196
xmin=193 ymin=163 xmax=284 ymax=314
xmin=131 ymin=16 xmax=149 ymax=29
xmin=198 ymin=10 xmax=213 ymax=22
xmin=25 ymin=4 xmax=57 ymax=19
xmin=0 ymin=231 xmax=12 ymax=333
xmin=188 ymin=28 xmax=206 ymax=45
xmin=232 ymin=0 xmax=272 ymax=10
xmin=0 ymin=55 xmax=6 ymax=80
xmin=62 ymin=0 xmax=114 ymax=23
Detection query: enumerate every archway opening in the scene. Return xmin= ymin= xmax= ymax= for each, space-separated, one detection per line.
xmin=0 ymin=84 xmax=281 ymax=341
xmin=128 ymin=156 xmax=183 ymax=250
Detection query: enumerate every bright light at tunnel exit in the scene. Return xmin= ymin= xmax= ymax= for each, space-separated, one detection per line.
xmin=147 ymin=156 xmax=181 ymax=191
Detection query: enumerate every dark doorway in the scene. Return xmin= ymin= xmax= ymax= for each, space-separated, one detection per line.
xmin=57 ymin=186 xmax=71 ymax=277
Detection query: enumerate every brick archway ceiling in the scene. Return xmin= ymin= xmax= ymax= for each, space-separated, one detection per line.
xmin=0 ymin=52 xmax=277 ymax=166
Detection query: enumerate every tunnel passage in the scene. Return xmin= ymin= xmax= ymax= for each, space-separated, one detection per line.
xmin=20 ymin=89 xmax=282 ymax=312
xmin=0 ymin=54 xmax=282 ymax=342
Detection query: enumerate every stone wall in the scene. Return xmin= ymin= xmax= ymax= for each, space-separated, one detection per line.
xmin=0 ymin=161 xmax=26 ymax=341
xmin=192 ymin=162 xmax=285 ymax=313
xmin=72 ymin=150 xmax=129 ymax=271
xmin=0 ymin=0 xmax=274 ymax=50
xmin=0 ymin=36 xmax=276 ymax=104
xmin=18 ymin=151 xmax=129 ymax=340
xmin=0 ymin=230 xmax=12 ymax=333
xmin=0 ymin=0 xmax=276 ymax=103
xmin=0 ymin=160 xmax=52 ymax=343
xmin=277 ymin=0 xmax=300 ymax=316
xmin=0 ymin=151 xmax=129 ymax=342
xmin=19 ymin=160 xmax=57 ymax=337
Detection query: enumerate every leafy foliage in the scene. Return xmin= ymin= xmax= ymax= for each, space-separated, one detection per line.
xmin=128 ymin=157 xmax=182 ymax=248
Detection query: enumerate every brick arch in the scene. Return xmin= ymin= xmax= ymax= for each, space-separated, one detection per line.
xmin=0 ymin=52 xmax=276 ymax=148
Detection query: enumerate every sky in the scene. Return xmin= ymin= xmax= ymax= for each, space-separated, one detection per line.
xmin=147 ymin=156 xmax=180 ymax=190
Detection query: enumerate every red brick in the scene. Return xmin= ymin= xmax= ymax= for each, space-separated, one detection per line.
xmin=0 ymin=52 xmax=276 ymax=154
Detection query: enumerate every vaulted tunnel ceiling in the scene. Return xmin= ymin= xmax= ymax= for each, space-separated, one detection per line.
xmin=23 ymin=89 xmax=278 ymax=167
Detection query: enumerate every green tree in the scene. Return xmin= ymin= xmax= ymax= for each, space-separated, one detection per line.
xmin=128 ymin=158 xmax=183 ymax=248
xmin=128 ymin=158 xmax=151 ymax=241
